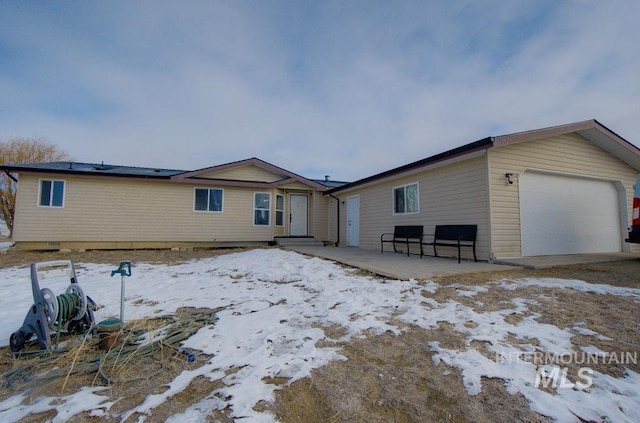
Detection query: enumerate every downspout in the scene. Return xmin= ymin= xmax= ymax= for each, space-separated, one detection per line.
xmin=4 ymin=170 xmax=18 ymax=183
xmin=329 ymin=193 xmax=340 ymax=246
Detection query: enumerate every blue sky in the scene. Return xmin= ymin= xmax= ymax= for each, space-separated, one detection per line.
xmin=1 ymin=1 xmax=638 ymax=181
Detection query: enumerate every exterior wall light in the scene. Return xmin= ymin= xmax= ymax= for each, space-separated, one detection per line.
xmin=505 ymin=173 xmax=514 ymax=185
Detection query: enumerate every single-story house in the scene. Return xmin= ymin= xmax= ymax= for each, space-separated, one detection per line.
xmin=2 ymin=119 xmax=639 ymax=259
xmin=1 ymin=158 xmax=342 ymax=250
xmin=326 ymin=119 xmax=640 ymax=260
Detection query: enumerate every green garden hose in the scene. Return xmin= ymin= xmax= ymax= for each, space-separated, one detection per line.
xmin=56 ymin=293 xmax=81 ymax=322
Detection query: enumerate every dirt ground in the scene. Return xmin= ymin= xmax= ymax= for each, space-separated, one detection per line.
xmin=1 ymin=247 xmax=639 ymax=422
xmin=266 ymin=258 xmax=640 ymax=423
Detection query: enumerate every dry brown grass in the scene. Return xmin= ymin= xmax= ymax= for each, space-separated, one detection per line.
xmin=267 ymin=259 xmax=640 ymax=423
xmin=1 ymin=308 xmax=221 ymax=422
xmin=267 ymin=328 xmax=551 ymax=423
xmin=0 ymin=247 xmax=253 ymax=269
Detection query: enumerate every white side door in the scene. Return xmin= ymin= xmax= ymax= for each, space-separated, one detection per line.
xmin=347 ymin=195 xmax=359 ymax=246
xmin=290 ymin=194 xmax=309 ymax=236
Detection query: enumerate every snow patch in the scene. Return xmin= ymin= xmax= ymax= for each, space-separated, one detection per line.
xmin=1 ymin=249 xmax=639 ymax=422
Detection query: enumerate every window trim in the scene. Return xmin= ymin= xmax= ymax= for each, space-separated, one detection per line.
xmin=392 ymin=182 xmax=419 ymax=215
xmin=253 ymin=192 xmax=271 ymax=226
xmin=193 ymin=187 xmax=224 ymax=213
xmin=275 ymin=194 xmax=285 ymax=227
xmin=38 ymin=179 xmax=66 ymax=208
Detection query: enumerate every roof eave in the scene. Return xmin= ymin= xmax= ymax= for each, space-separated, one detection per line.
xmin=493 ymin=119 xmax=640 ymax=170
xmin=0 ymin=165 xmax=176 ymax=179
xmin=327 ymin=138 xmax=493 ymax=194
xmin=171 ymin=176 xmax=312 ymax=189
xmin=173 ymin=157 xmax=328 ymax=191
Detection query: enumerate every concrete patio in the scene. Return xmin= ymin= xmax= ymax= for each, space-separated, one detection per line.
xmin=286 ymin=245 xmax=640 ymax=280
xmin=287 ymin=245 xmax=509 ymax=280
xmin=495 ymin=252 xmax=640 ymax=269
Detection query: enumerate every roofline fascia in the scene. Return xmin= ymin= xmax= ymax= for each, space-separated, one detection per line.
xmin=0 ymin=166 xmax=175 ymax=180
xmin=592 ymin=119 xmax=633 ymax=142
xmin=170 ymin=176 xmax=326 ymax=189
xmin=173 ymin=157 xmax=328 ymax=191
xmin=0 ymin=164 xmax=329 ymax=190
xmin=492 ymin=119 xmax=599 ymax=146
xmin=590 ymin=119 xmax=640 ymax=155
xmin=492 ymin=119 xmax=640 ymax=170
xmin=493 ymin=119 xmax=639 ymax=152
xmin=0 ymin=166 xmax=325 ymax=189
xmin=327 ymin=138 xmax=493 ymax=195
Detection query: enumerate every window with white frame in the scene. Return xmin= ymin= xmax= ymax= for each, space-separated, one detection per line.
xmin=393 ymin=183 xmax=419 ymax=214
xmin=39 ymin=179 xmax=65 ymax=207
xmin=194 ymin=188 xmax=223 ymax=212
xmin=254 ymin=192 xmax=271 ymax=226
xmin=275 ymin=194 xmax=284 ymax=226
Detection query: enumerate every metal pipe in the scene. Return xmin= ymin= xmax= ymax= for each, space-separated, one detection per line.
xmin=111 ymin=261 xmax=132 ymax=322
xmin=329 ymin=193 xmax=340 ymax=246
xmin=3 ymin=170 xmax=18 ymax=183
xmin=120 ymin=273 xmax=125 ymax=322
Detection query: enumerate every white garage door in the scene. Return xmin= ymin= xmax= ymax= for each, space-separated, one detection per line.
xmin=519 ymin=172 xmax=622 ymax=256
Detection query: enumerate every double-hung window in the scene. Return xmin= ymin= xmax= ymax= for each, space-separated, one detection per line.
xmin=275 ymin=194 xmax=284 ymax=226
xmin=254 ymin=193 xmax=271 ymax=226
xmin=194 ymin=188 xmax=223 ymax=212
xmin=393 ymin=183 xmax=419 ymax=214
xmin=39 ymin=180 xmax=65 ymax=207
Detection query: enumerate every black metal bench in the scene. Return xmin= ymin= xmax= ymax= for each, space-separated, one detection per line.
xmin=422 ymin=224 xmax=477 ymax=263
xmin=380 ymin=225 xmax=424 ymax=257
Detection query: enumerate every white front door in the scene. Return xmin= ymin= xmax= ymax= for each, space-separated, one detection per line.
xmin=519 ymin=172 xmax=622 ymax=256
xmin=347 ymin=195 xmax=359 ymax=246
xmin=290 ymin=194 xmax=308 ymax=236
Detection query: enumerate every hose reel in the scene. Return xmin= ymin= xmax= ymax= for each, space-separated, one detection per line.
xmin=10 ymin=260 xmax=96 ymax=353
xmin=41 ymin=284 xmax=88 ymax=327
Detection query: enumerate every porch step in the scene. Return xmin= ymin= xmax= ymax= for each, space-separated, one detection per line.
xmin=274 ymin=237 xmax=324 ymax=247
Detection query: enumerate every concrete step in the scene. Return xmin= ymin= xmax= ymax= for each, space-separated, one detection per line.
xmin=274 ymin=237 xmax=324 ymax=247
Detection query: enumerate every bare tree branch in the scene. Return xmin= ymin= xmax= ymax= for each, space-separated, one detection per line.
xmin=0 ymin=137 xmax=73 ymax=237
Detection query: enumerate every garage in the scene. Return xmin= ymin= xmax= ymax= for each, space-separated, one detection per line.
xmin=519 ymin=172 xmax=622 ymax=256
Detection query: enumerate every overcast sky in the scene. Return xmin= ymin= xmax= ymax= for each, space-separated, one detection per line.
xmin=1 ymin=1 xmax=638 ymax=181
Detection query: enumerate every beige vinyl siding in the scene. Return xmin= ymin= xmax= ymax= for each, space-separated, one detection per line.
xmin=279 ymin=182 xmax=314 ymax=190
xmin=488 ymin=133 xmax=639 ymax=258
xmin=336 ymin=156 xmax=490 ymax=260
xmin=327 ymin=194 xmax=339 ymax=244
xmin=278 ymin=190 xmax=323 ymax=239
xmin=200 ymin=165 xmax=284 ymax=182
xmin=311 ymin=191 xmax=329 ymax=241
xmin=13 ymin=174 xmax=276 ymax=245
xmin=272 ymin=189 xmax=328 ymax=239
xmin=274 ymin=190 xmax=285 ymax=237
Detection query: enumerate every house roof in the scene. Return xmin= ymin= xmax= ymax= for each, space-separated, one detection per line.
xmin=0 ymin=161 xmax=186 ymax=178
xmin=493 ymin=119 xmax=640 ymax=169
xmin=328 ymin=119 xmax=640 ymax=194
xmin=170 ymin=157 xmax=330 ymax=190
xmin=0 ymin=158 xmax=341 ymax=191
xmin=326 ymin=138 xmax=494 ymax=194
xmin=311 ymin=178 xmax=350 ymax=188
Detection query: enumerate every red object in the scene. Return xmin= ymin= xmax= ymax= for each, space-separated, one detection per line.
xmin=633 ymin=197 xmax=640 ymax=227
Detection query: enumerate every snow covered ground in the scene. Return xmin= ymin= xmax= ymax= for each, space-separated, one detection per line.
xmin=0 ymin=249 xmax=639 ymax=422
xmin=0 ymin=221 xmax=11 ymax=250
